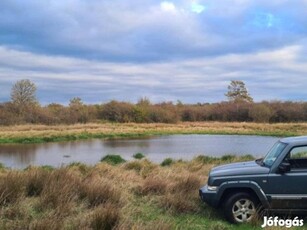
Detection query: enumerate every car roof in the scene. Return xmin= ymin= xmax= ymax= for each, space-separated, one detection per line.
xmin=280 ymin=136 xmax=307 ymax=145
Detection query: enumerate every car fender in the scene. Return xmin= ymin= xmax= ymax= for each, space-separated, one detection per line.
xmin=217 ymin=180 xmax=270 ymax=208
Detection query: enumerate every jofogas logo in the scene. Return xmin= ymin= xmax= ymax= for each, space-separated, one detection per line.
xmin=261 ymin=216 xmax=304 ymax=228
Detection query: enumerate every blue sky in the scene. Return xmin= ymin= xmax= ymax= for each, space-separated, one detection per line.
xmin=0 ymin=0 xmax=307 ymax=104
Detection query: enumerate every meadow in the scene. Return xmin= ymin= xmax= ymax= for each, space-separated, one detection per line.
xmin=0 ymin=154 xmax=291 ymax=230
xmin=1 ymin=122 xmax=307 ymax=229
xmin=0 ymin=122 xmax=307 ymax=144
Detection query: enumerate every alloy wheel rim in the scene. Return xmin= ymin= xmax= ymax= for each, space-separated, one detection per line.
xmin=232 ymin=198 xmax=255 ymax=223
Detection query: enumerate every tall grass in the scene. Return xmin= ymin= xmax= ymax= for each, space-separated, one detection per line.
xmin=0 ymin=156 xmax=279 ymax=229
xmin=90 ymin=204 xmax=121 ymax=230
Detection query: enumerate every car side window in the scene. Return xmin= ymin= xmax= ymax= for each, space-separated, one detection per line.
xmin=289 ymin=146 xmax=307 ymax=169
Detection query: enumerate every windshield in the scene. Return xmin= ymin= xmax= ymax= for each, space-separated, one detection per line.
xmin=262 ymin=141 xmax=287 ymax=167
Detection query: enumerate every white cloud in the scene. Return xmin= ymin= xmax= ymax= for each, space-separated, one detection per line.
xmin=190 ymin=3 xmax=206 ymax=14
xmin=0 ymin=0 xmax=307 ymax=103
xmin=160 ymin=1 xmax=177 ymax=12
xmin=0 ymin=45 xmax=306 ymax=103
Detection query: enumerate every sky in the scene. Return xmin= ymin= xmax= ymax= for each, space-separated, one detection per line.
xmin=0 ymin=0 xmax=307 ymax=104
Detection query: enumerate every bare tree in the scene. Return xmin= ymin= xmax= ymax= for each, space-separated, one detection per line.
xmin=225 ymin=80 xmax=253 ymax=103
xmin=11 ymin=79 xmax=38 ymax=106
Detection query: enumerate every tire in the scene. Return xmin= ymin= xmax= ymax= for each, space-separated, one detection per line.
xmin=223 ymin=192 xmax=259 ymax=224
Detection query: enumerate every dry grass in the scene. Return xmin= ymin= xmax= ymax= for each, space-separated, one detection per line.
xmin=80 ymin=179 xmax=121 ymax=208
xmin=89 ymin=204 xmax=121 ymax=230
xmin=138 ymin=177 xmax=168 ymax=195
xmin=0 ymin=172 xmax=25 ymax=205
xmin=0 ymin=157 xmax=300 ymax=230
xmin=30 ymin=217 xmax=63 ymax=230
xmin=37 ymin=168 xmax=81 ymax=215
xmin=0 ymin=122 xmax=306 ymax=142
xmin=25 ymin=168 xmax=49 ymax=197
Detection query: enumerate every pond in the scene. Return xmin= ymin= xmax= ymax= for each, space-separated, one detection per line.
xmin=0 ymin=134 xmax=280 ymax=169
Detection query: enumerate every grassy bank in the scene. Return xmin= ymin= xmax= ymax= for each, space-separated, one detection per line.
xmin=0 ymin=155 xmax=295 ymax=230
xmin=0 ymin=122 xmax=307 ymax=144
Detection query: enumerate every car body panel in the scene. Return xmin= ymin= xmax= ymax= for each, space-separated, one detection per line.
xmin=199 ymin=136 xmax=307 ymax=213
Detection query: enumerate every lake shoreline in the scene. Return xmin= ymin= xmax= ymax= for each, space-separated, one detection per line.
xmin=0 ymin=122 xmax=306 ymax=144
xmin=0 ymin=122 xmax=307 ymax=144
xmin=0 ymin=134 xmax=279 ymax=169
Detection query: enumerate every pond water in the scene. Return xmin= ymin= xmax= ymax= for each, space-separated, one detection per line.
xmin=0 ymin=134 xmax=280 ymax=169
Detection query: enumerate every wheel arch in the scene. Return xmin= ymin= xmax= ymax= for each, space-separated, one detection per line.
xmin=219 ymin=188 xmax=259 ymax=206
xmin=216 ymin=181 xmax=269 ymax=208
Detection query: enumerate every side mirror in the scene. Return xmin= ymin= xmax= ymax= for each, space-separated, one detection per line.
xmin=278 ymin=162 xmax=291 ymax=173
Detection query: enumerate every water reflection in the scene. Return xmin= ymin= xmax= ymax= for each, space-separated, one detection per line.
xmin=0 ymin=144 xmax=37 ymax=166
xmin=0 ymin=135 xmax=280 ymax=169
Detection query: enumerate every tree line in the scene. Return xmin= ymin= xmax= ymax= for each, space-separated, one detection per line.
xmin=0 ymin=79 xmax=306 ymax=125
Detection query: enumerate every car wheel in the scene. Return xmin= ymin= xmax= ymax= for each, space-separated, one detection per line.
xmin=223 ymin=192 xmax=259 ymax=224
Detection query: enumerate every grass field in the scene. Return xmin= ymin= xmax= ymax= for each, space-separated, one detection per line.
xmin=1 ymin=122 xmax=306 ymax=229
xmin=0 ymin=122 xmax=306 ymax=144
xmin=0 ymin=155 xmax=298 ymax=230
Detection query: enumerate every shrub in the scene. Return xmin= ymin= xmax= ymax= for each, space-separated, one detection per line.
xmin=193 ymin=155 xmax=219 ymax=164
xmin=249 ymin=103 xmax=274 ymax=122
xmin=100 ymin=100 xmax=134 ymax=122
xmin=40 ymin=165 xmax=54 ymax=171
xmin=0 ymin=162 xmax=5 ymax=170
xmin=220 ymin=155 xmax=236 ymax=162
xmin=161 ymin=158 xmax=174 ymax=167
xmin=133 ymin=152 xmax=145 ymax=159
xmin=101 ymin=155 xmax=126 ymax=165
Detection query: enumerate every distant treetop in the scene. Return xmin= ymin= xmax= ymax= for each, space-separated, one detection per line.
xmin=11 ymin=79 xmax=38 ymax=106
xmin=225 ymin=80 xmax=253 ymax=103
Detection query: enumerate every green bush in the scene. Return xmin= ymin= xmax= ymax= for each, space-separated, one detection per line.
xmin=194 ymin=155 xmax=219 ymax=164
xmin=161 ymin=158 xmax=174 ymax=167
xmin=40 ymin=165 xmax=54 ymax=171
xmin=220 ymin=155 xmax=236 ymax=162
xmin=101 ymin=155 xmax=126 ymax=165
xmin=133 ymin=152 xmax=145 ymax=159
xmin=0 ymin=162 xmax=5 ymax=170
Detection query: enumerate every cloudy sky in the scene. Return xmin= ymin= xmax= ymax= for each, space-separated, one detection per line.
xmin=0 ymin=0 xmax=307 ymax=104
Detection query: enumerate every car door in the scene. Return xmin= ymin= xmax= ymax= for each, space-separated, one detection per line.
xmin=266 ymin=145 xmax=307 ymax=210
